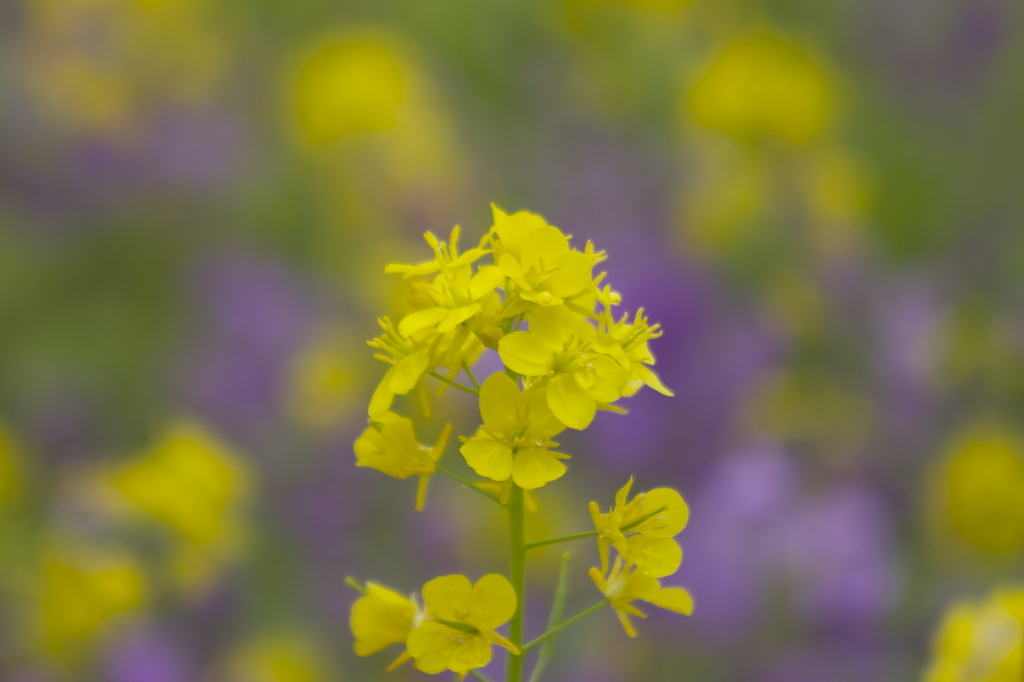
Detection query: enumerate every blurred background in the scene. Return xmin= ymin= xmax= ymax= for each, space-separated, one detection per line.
xmin=2 ymin=0 xmax=1024 ymax=680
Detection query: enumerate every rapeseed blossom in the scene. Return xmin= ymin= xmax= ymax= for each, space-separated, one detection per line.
xmin=354 ymin=412 xmax=451 ymax=510
xmin=590 ymin=477 xmax=689 ymax=577
xmin=353 ymin=205 xmax=677 ymax=676
xmin=351 ymin=582 xmax=423 ymax=670
xmin=924 ymin=585 xmax=1024 ymax=682
xmin=407 ymin=574 xmax=519 ymax=678
xmin=460 ymin=372 xmax=568 ymax=490
xmin=499 ymin=305 xmax=627 ymax=429
xmin=589 ymin=556 xmax=693 ymax=637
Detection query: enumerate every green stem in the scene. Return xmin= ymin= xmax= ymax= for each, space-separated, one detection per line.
xmin=435 ymin=465 xmax=502 ymax=505
xmin=430 ymin=371 xmax=479 ymax=396
xmin=523 ymin=504 xmax=669 ymax=550
xmin=525 ymin=531 xmax=597 ymax=551
xmin=521 ymin=599 xmax=610 ymax=654
xmin=462 ymin=360 xmax=481 ymax=390
xmin=506 ymin=485 xmax=526 ymax=682
xmin=344 ymin=576 xmax=367 ymax=595
xmin=528 ymin=553 xmax=571 ymax=682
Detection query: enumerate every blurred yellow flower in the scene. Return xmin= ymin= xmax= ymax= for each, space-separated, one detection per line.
xmin=589 ymin=556 xmax=692 ymax=637
xmin=225 ymin=634 xmax=328 ymax=682
xmin=285 ymin=329 xmax=362 ymax=432
xmin=924 ymin=585 xmax=1024 ymax=682
xmin=351 ymin=582 xmax=423 ymax=670
xmin=928 ymin=423 xmax=1024 ymax=557
xmin=111 ymin=420 xmax=249 ymax=546
xmin=590 ymin=476 xmax=688 ymax=578
xmin=293 ymin=30 xmax=407 ymax=145
xmin=354 ymin=411 xmax=452 ymax=510
xmin=407 ymin=573 xmax=519 ymax=678
xmin=459 ymin=372 xmax=568 ymax=490
xmin=686 ymin=31 xmax=835 ymax=144
xmin=108 ymin=421 xmax=249 ymax=592
xmin=36 ymin=543 xmax=146 ymax=659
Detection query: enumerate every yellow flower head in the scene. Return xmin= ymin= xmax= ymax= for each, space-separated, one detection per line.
xmin=924 ymin=585 xmax=1024 ymax=682
xmin=598 ymin=306 xmax=674 ymax=398
xmin=590 ymin=476 xmax=689 ymax=577
xmin=489 ymin=205 xmax=601 ymax=313
xmin=927 ymin=423 xmax=1024 ymax=557
xmin=386 ymin=227 xmax=502 ymax=338
xmin=686 ymin=31 xmax=835 ymax=145
xmin=408 ymin=573 xmax=519 ymax=678
xmin=111 ymin=420 xmax=249 ymax=546
xmin=460 ymin=372 xmax=569 ymax=490
xmin=354 ymin=411 xmax=452 ymax=510
xmin=37 ymin=543 xmax=147 ymax=658
xmin=589 ymin=556 xmax=693 ymax=638
xmin=499 ymin=305 xmax=627 ymax=430
xmin=351 ymin=582 xmax=424 ymax=671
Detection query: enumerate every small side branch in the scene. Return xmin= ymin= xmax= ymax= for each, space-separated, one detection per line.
xmin=521 ymin=599 xmax=611 ymax=654
xmin=436 ymin=465 xmax=503 ymax=505
xmin=528 ymin=553 xmax=571 ymax=682
xmin=525 ymin=531 xmax=597 ymax=551
xmin=430 ymin=371 xmax=480 ymax=396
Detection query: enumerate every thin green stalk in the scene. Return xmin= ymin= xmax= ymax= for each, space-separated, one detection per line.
xmin=525 ymin=531 xmax=597 ymax=551
xmin=430 ymin=371 xmax=480 ymax=396
xmin=344 ymin=577 xmax=367 ymax=595
xmin=523 ymin=504 xmax=669 ymax=550
xmin=462 ymin=360 xmax=481 ymax=390
xmin=435 ymin=464 xmax=502 ymax=505
xmin=528 ymin=553 xmax=571 ymax=682
xmin=506 ymin=485 xmax=527 ymax=682
xmin=521 ymin=599 xmax=610 ymax=654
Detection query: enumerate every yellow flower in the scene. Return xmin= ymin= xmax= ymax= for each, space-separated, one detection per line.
xmin=111 ymin=420 xmax=249 ymax=546
xmin=927 ymin=423 xmax=1024 ymax=557
xmin=354 ymin=411 xmax=452 ymax=510
xmin=459 ymin=372 xmax=568 ymax=490
xmin=590 ymin=477 xmax=689 ymax=577
xmin=498 ymin=305 xmax=627 ymax=429
xmin=489 ymin=206 xmax=599 ymax=312
xmin=351 ymin=582 xmax=424 ymax=670
xmin=37 ymin=543 xmax=147 ymax=658
xmin=408 ymin=574 xmax=519 ymax=678
xmin=387 ymin=227 xmax=502 ymax=338
xmin=598 ymin=306 xmax=674 ymax=398
xmin=924 ymin=585 xmax=1024 ymax=682
xmin=589 ymin=556 xmax=693 ymax=638
xmin=686 ymin=31 xmax=835 ymax=145
xmin=225 ymin=633 xmax=329 ymax=682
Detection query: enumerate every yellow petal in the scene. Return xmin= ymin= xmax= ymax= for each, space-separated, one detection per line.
xmin=527 ymin=305 xmax=582 ymax=352
xmin=637 ymin=488 xmax=689 ymax=537
xmin=521 ymin=387 xmax=566 ymax=439
xmin=350 ymin=583 xmax=416 ymax=656
xmin=585 ymin=355 xmax=627 ymax=404
xmin=627 ymin=536 xmax=682 ymax=579
xmin=368 ymin=368 xmax=396 ymax=418
xmin=511 ymin=449 xmax=567 ymax=489
xmin=468 ymin=265 xmax=505 ymax=300
xmin=470 ymin=573 xmax=518 ymax=630
xmin=438 ymin=304 xmax=481 ymax=333
xmin=547 ymin=373 xmax=596 ymax=430
xmin=422 ymin=575 xmax=473 ymax=620
xmin=498 ymin=253 xmax=532 ymax=290
xmin=616 ymin=610 xmax=638 ymax=638
xmin=408 ymin=621 xmax=457 ymax=674
xmin=399 ymin=308 xmax=448 ymax=338
xmin=636 ymin=364 xmax=674 ymax=396
xmin=499 ymin=332 xmax=554 ymax=376
xmin=483 ymin=629 xmax=520 ymax=655
xmin=388 ymin=350 xmax=428 ymax=395
xmin=614 ymin=477 xmax=635 ymax=509
xmin=520 ymin=225 xmax=570 ymax=272
xmin=447 ymin=633 xmax=492 ymax=676
xmin=460 ymin=436 xmax=514 ymax=482
xmin=546 ymin=250 xmax=593 ymax=298
xmin=478 ymin=373 xmax=521 ymax=434
xmin=647 ymin=586 xmax=694 ymax=615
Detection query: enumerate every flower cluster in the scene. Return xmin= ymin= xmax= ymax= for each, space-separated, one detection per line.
xmin=351 ymin=206 xmax=689 ymax=679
